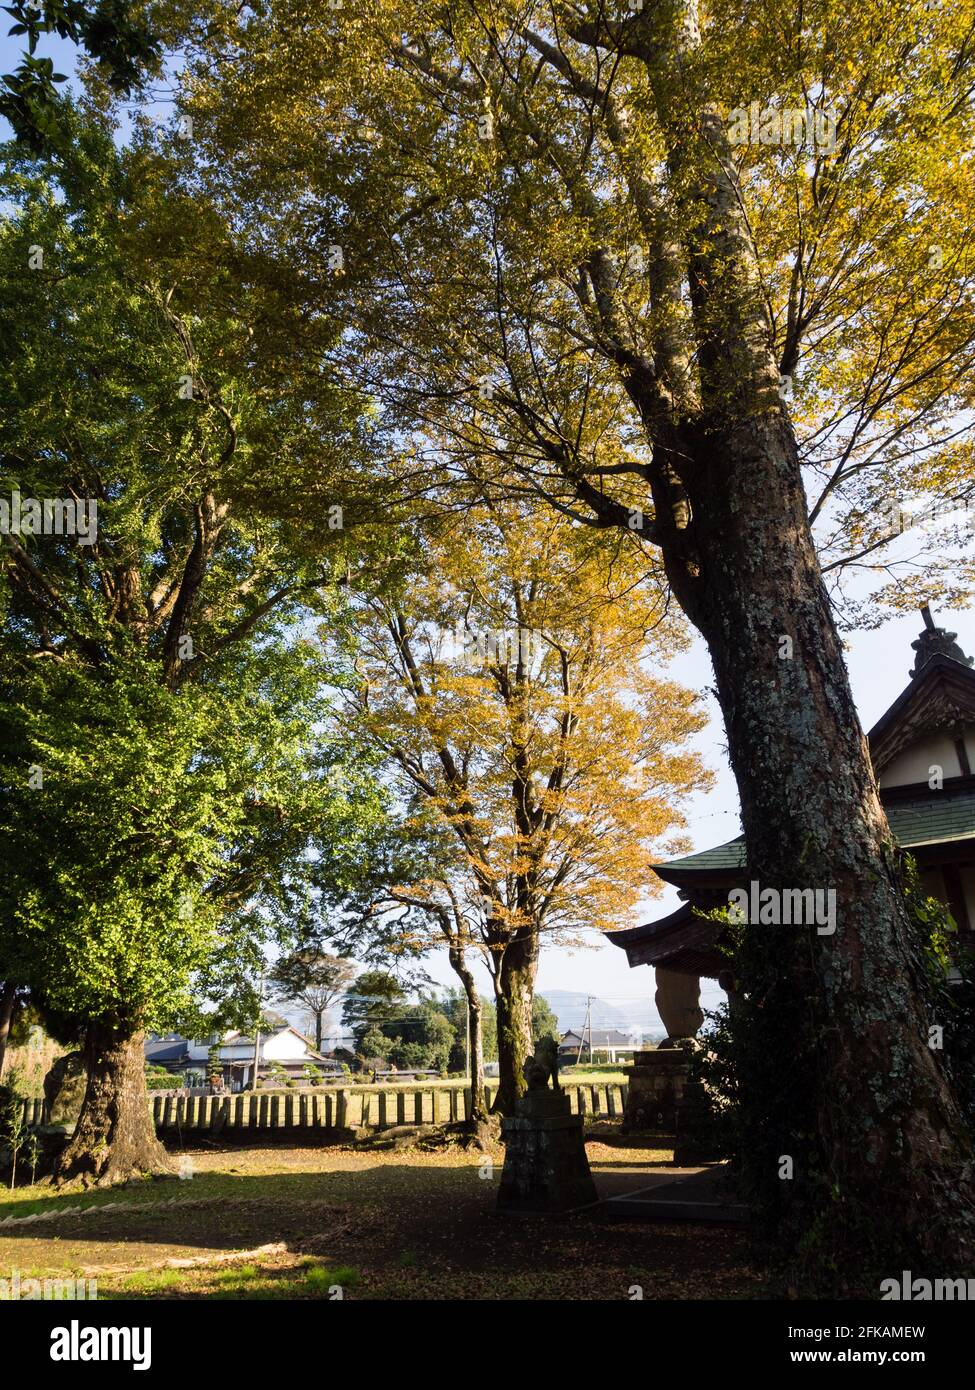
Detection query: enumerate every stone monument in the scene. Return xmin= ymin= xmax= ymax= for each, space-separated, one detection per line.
xmin=43 ymin=1051 xmax=87 ymax=1130
xmin=622 ymin=968 xmax=702 ymax=1133
xmin=497 ymin=1036 xmax=598 ymax=1213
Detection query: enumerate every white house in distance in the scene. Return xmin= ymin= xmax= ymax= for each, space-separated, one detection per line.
xmin=558 ymin=1028 xmax=635 ymax=1064
xmin=145 ymin=1026 xmax=342 ymax=1091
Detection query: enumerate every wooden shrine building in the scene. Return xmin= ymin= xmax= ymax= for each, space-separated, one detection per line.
xmin=608 ymin=609 xmax=975 ymax=1050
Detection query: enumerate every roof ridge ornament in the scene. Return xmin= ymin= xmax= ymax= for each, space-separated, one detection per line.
xmin=910 ymin=605 xmax=974 ymax=678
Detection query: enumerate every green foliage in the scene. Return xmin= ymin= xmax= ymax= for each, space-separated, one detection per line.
xmin=144 ymin=1064 xmax=175 ymax=1091
xmin=0 ymin=121 xmax=393 ymax=1051
xmin=0 ymin=1082 xmax=27 ymax=1187
xmin=357 ymin=1026 xmax=392 ymax=1064
xmin=341 ymin=971 xmax=406 ymax=1046
xmin=686 ymin=1005 xmax=743 ymax=1161
xmin=1 ymin=1 xmax=161 ymax=152
xmin=344 ymin=976 xmax=460 ymax=1071
xmin=901 ymin=855 xmax=975 ymax=1133
xmin=531 ymin=996 xmax=558 ymax=1045
xmin=440 ymin=990 xmax=498 ymax=1069
xmin=268 ymin=949 xmax=354 ymax=1048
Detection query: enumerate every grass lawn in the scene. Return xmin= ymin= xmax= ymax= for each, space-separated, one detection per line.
xmin=557 ymin=1066 xmax=628 ymax=1082
xmin=0 ymin=1129 xmax=763 ymax=1300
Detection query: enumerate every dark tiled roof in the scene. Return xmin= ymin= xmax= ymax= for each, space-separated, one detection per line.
xmin=144 ymin=1041 xmax=190 ymax=1063
xmin=560 ymin=1029 xmax=632 ymax=1047
xmin=886 ymin=789 xmax=975 ymax=846
xmin=654 ymin=789 xmax=975 ymax=878
xmin=868 ymin=651 xmax=975 ymax=752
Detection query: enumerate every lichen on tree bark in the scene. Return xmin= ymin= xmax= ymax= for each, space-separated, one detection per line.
xmin=54 ymin=1024 xmax=175 ymax=1188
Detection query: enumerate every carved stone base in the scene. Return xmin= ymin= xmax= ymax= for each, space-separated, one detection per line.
xmin=622 ymin=1047 xmax=691 ymax=1133
xmin=497 ymin=1092 xmax=598 ymax=1212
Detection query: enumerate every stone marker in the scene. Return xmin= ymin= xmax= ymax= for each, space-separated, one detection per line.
xmin=497 ymin=1036 xmax=598 ymax=1213
xmin=43 ymin=1051 xmax=87 ymax=1129
xmin=621 ymin=1045 xmax=691 ymax=1133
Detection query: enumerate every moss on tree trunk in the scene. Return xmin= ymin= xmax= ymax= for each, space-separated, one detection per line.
xmin=448 ymin=945 xmax=489 ymax=1131
xmin=493 ymin=933 xmax=537 ymax=1115
xmin=54 ymin=1023 xmax=175 ymax=1188
xmin=668 ymin=406 xmax=975 ymax=1281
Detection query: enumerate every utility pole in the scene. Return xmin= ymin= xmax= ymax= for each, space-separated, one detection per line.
xmin=581 ymin=995 xmax=593 ymax=1066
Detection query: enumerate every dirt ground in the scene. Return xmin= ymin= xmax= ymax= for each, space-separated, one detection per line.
xmin=0 ymin=1129 xmax=764 ymax=1300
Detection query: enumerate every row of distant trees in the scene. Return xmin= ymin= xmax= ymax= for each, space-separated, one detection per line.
xmin=335 ymin=969 xmax=559 ymax=1074
xmin=265 ymin=952 xmax=561 ymax=1076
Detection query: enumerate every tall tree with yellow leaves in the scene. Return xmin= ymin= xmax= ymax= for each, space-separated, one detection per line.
xmin=149 ymin=0 xmax=975 ymax=1275
xmin=327 ymin=504 xmax=710 ymax=1112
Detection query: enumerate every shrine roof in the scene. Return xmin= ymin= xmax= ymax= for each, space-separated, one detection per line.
xmin=653 ymin=786 xmax=975 ymax=883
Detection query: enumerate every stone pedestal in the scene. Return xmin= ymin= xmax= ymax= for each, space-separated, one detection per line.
xmin=622 ymin=1046 xmax=691 ymax=1133
xmin=497 ymin=1090 xmax=598 ymax=1213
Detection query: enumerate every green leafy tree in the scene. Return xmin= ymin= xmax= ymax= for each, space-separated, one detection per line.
xmin=441 ymin=990 xmax=497 ymax=1072
xmin=358 ymin=1025 xmax=393 ymax=1066
xmin=1 ymin=0 xmax=161 ymax=151
xmin=268 ymin=949 xmax=355 ymax=1052
xmin=341 ymin=971 xmax=407 ymax=1054
xmin=531 ymin=996 xmax=558 ymax=1046
xmin=0 ymin=122 xmax=389 ymax=1184
xmin=385 ymin=997 xmax=455 ymax=1072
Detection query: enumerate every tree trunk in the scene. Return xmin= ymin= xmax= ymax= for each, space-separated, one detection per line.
xmin=314 ymin=1011 xmax=323 ymax=1053
xmin=492 ymin=931 xmax=538 ymax=1114
xmin=669 ymin=406 xmax=975 ymax=1280
xmin=54 ymin=1023 xmax=176 ymax=1187
xmin=579 ymin=0 xmax=975 ymax=1280
xmin=0 ymin=983 xmax=16 ymax=1083
xmin=447 ymin=946 xmax=488 ymax=1124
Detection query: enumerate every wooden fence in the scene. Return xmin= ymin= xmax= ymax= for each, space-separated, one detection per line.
xmin=16 ymin=1097 xmax=47 ymax=1127
xmin=17 ymin=1082 xmax=628 ymax=1134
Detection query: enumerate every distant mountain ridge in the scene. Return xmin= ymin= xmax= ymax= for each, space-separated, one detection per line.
xmin=541 ymin=989 xmax=664 ymax=1042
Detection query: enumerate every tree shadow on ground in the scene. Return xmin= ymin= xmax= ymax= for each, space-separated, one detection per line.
xmin=0 ymin=1146 xmax=762 ymax=1298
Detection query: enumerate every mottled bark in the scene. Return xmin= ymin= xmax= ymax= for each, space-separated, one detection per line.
xmin=54 ymin=1023 xmax=175 ymax=1187
xmin=561 ymin=0 xmax=975 ymax=1275
xmin=492 ymin=932 xmax=538 ymax=1114
xmin=448 ymin=945 xmax=488 ymax=1129
xmin=672 ymin=404 xmax=975 ymax=1275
